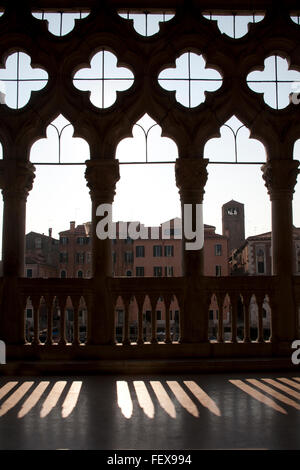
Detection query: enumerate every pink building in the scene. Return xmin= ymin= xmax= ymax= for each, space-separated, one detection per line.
xmin=58 ymin=221 xmax=92 ymax=279
xmin=114 ymin=219 xmax=229 ymax=342
xmin=25 ymin=217 xmax=229 ymax=343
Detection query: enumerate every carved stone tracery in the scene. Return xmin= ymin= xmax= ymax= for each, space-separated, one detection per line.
xmin=0 ymin=3 xmax=298 ymax=160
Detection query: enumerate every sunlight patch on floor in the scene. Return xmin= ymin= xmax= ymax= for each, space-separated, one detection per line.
xmin=18 ymin=381 xmax=50 ymax=418
xmin=117 ymin=381 xmax=133 ymax=419
xmin=0 ymin=382 xmax=35 ymax=417
xmin=229 ymin=379 xmax=287 ymax=414
xmin=40 ymin=381 xmax=67 ymax=418
xmin=62 ymin=381 xmax=83 ymax=419
xmin=184 ymin=381 xmax=221 ymax=416
xmin=166 ymin=381 xmax=199 ymax=418
xmin=150 ymin=381 xmax=176 ymax=419
xmin=133 ymin=381 xmax=155 ymax=419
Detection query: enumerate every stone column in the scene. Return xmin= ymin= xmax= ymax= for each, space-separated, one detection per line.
xmin=0 ymin=159 xmax=35 ymax=344
xmin=262 ymin=159 xmax=299 ymax=344
xmin=175 ymin=158 xmax=209 ymax=343
xmin=85 ymin=159 xmax=120 ymax=345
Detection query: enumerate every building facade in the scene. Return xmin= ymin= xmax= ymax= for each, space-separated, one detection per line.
xmin=26 ymin=205 xmax=298 ymax=343
xmin=229 ymin=227 xmax=300 ymax=339
xmin=58 ymin=221 xmax=92 ymax=279
xmin=230 ymin=228 xmax=300 ymax=277
xmin=25 ymin=229 xmax=59 ymax=278
xmin=55 ymin=217 xmax=229 ymax=342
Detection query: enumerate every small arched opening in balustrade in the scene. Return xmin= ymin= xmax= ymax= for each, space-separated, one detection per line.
xmin=25 ymin=293 xmax=90 ymax=346
xmin=115 ymin=295 xmax=139 ymax=344
xmin=293 ymin=140 xmax=300 ymax=251
xmin=249 ymin=294 xmax=272 ymax=342
xmin=63 ymin=296 xmax=88 ymax=344
xmin=114 ymin=292 xmax=181 ymax=344
xmin=208 ymin=293 xmax=218 ymax=340
xmin=25 ymin=295 xmax=58 ymax=344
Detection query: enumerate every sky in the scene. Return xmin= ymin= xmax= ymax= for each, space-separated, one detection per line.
xmin=0 ymin=10 xmax=299 ymax=248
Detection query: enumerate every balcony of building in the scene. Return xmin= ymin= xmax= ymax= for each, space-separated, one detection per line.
xmin=0 ymin=0 xmax=299 ymax=378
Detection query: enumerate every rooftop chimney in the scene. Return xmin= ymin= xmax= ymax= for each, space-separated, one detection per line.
xmin=48 ymin=228 xmax=52 ymax=238
xmin=70 ymin=221 xmax=75 ymax=231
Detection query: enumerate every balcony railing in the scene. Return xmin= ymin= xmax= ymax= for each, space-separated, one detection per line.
xmin=110 ymin=277 xmax=184 ymax=345
xmin=14 ymin=274 xmax=283 ymax=355
xmin=20 ymin=278 xmax=92 ymax=346
xmin=204 ymin=276 xmax=277 ymax=343
xmin=1 ymin=273 xmax=299 ymax=373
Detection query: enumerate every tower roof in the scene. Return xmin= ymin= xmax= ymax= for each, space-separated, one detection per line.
xmin=222 ymin=200 xmax=244 ymax=207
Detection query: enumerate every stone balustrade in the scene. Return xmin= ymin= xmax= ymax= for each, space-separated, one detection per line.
xmin=6 ymin=275 xmax=284 ymax=358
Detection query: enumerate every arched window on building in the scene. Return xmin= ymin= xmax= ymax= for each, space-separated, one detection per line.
xmin=256 ymin=248 xmax=265 ymax=275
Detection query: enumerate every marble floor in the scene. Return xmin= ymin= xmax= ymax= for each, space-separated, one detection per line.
xmin=0 ymin=371 xmax=300 ymax=450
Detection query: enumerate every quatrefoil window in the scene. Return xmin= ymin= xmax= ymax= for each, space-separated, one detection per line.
xmin=73 ymin=50 xmax=134 ymax=109
xmin=291 ymin=14 xmax=300 ymax=26
xmin=202 ymin=12 xmax=264 ymax=38
xmin=0 ymin=52 xmax=48 ymax=109
xmin=247 ymin=55 xmax=300 ymax=109
xmin=118 ymin=11 xmax=175 ymax=36
xmin=32 ymin=10 xmax=90 ymax=36
xmin=158 ymin=52 xmax=222 ymax=108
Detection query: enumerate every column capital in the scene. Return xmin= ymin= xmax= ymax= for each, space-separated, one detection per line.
xmin=175 ymin=158 xmax=209 ymax=202
xmin=261 ymin=159 xmax=299 ymax=201
xmin=0 ymin=160 xmax=35 ymax=201
xmin=85 ymin=159 xmax=120 ymax=203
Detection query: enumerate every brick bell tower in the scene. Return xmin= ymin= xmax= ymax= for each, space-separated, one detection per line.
xmin=222 ymin=200 xmax=245 ymax=254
